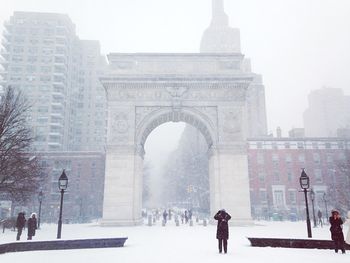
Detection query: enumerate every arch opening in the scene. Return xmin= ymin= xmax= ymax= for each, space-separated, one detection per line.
xmin=143 ymin=121 xmax=210 ymax=218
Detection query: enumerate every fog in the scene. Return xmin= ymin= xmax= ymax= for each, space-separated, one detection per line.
xmin=2 ymin=0 xmax=350 ymax=135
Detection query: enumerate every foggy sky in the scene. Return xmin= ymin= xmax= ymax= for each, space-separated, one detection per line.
xmin=1 ymin=0 xmax=350 ymax=136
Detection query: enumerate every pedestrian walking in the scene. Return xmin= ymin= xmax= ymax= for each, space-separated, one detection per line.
xmin=329 ymin=209 xmax=345 ymax=254
xmin=345 ymin=211 xmax=350 ymax=245
xmin=15 ymin=212 xmax=26 ymax=241
xmin=317 ymin=210 xmax=323 ymax=227
xmin=27 ymin=213 xmax=37 ymax=240
xmin=214 ymin=209 xmax=231 ymax=254
xmin=162 ymin=210 xmax=168 ymax=224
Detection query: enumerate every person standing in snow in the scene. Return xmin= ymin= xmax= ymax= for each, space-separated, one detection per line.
xmin=345 ymin=211 xmax=350 ymax=246
xmin=162 ymin=210 xmax=168 ymax=224
xmin=15 ymin=212 xmax=26 ymax=241
xmin=214 ymin=209 xmax=231 ymax=254
xmin=317 ymin=210 xmax=323 ymax=227
xmin=27 ymin=213 xmax=37 ymax=240
xmin=329 ymin=209 xmax=345 ymax=254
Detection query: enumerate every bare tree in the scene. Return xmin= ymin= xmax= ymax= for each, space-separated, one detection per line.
xmin=0 ymin=86 xmax=42 ymax=205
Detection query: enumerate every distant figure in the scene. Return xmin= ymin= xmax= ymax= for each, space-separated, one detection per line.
xmin=184 ymin=210 xmax=189 ymax=224
xmin=345 ymin=211 xmax=350 ymax=245
xmin=317 ymin=210 xmax=323 ymax=227
xmin=214 ymin=209 xmax=231 ymax=254
xmin=15 ymin=212 xmax=26 ymax=241
xmin=27 ymin=213 xmax=37 ymax=240
xmin=188 ymin=209 xmax=193 ymax=221
xmin=162 ymin=210 xmax=168 ymax=224
xmin=329 ymin=209 xmax=345 ymax=254
xmin=168 ymin=209 xmax=172 ymax=221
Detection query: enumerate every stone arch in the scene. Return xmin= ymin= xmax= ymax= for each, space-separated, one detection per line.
xmin=136 ymin=108 xmax=216 ymax=156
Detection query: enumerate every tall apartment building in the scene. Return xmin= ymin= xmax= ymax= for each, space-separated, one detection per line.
xmin=0 ymin=12 xmax=107 ymax=151
xmin=303 ymin=87 xmax=350 ymax=137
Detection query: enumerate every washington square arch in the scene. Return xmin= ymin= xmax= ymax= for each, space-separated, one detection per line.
xmin=100 ymin=0 xmax=267 ymax=226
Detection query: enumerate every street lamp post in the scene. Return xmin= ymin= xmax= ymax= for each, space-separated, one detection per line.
xmin=38 ymin=190 xmax=43 ymax=229
xmin=310 ymin=189 xmax=317 ymax=227
xmin=57 ymin=170 xmax=68 ymax=239
xmin=299 ymin=168 xmax=312 ymax=238
xmin=323 ymin=193 xmax=328 ymax=223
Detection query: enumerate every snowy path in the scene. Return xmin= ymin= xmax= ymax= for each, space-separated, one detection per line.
xmin=0 ymin=220 xmax=349 ymax=263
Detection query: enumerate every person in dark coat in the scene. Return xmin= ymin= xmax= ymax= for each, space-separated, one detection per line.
xmin=27 ymin=213 xmax=37 ymax=240
xmin=214 ymin=209 xmax=231 ymax=254
xmin=329 ymin=209 xmax=345 ymax=254
xmin=15 ymin=212 xmax=26 ymax=241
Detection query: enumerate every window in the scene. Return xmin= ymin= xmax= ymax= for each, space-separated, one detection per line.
xmin=272 ymin=142 xmax=278 ymax=150
xmin=285 ymin=154 xmax=292 ymax=164
xmin=257 ymin=153 xmax=264 ymax=165
xmin=27 ymin=56 xmax=38 ymax=63
xmin=289 ymin=191 xmax=296 ymax=204
xmin=274 ymin=190 xmax=284 ymax=207
xmin=259 ymin=190 xmax=267 ymax=203
xmin=284 ymin=142 xmax=290 ymax=149
xmin=12 ymin=55 xmax=23 ymax=62
xmin=298 ymin=154 xmax=305 ymax=163
xmin=13 ymin=46 xmax=24 ymax=53
xmin=312 ymin=142 xmax=318 ymax=149
xmin=297 ymin=142 xmax=304 ymax=149
xmin=313 ymin=153 xmax=320 ymax=165
xmin=273 ymin=171 xmax=280 ymax=182
xmin=258 ymin=172 xmax=265 ymax=183
xmin=325 ymin=142 xmax=331 ymax=149
xmin=338 ymin=142 xmax=344 ymax=149
xmin=287 ymin=170 xmax=293 ymax=182
xmin=314 ymin=169 xmax=323 ymax=183
xmin=326 ymin=154 xmax=333 ymax=163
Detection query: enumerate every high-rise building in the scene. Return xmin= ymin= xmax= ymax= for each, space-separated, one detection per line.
xmin=200 ymin=0 xmax=267 ymax=137
xmin=0 ymin=12 xmax=107 ymax=151
xmin=303 ymin=87 xmax=350 ymax=137
xmin=69 ymin=40 xmax=107 ymax=151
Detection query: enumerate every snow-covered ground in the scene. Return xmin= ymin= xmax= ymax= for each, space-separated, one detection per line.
xmin=0 ymin=219 xmax=349 ymax=263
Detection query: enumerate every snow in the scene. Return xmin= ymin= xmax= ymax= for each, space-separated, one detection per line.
xmin=0 ymin=220 xmax=349 ymax=263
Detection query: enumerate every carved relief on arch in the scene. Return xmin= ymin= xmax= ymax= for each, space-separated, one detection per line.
xmin=108 ymin=111 xmax=131 ymax=144
xmin=220 ymin=107 xmax=244 ymax=141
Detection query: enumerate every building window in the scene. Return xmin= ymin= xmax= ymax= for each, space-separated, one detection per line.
xmin=338 ymin=142 xmax=344 ymax=149
xmin=287 ymin=170 xmax=293 ymax=182
xmin=284 ymin=142 xmax=290 ymax=149
xmin=325 ymin=142 xmax=331 ymax=149
xmin=297 ymin=142 xmax=304 ymax=149
xmin=257 ymin=153 xmax=264 ymax=165
xmin=312 ymin=142 xmax=318 ymax=149
xmin=289 ymin=191 xmax=296 ymax=204
xmin=259 ymin=190 xmax=267 ymax=203
xmin=258 ymin=172 xmax=265 ymax=183
xmin=272 ymin=153 xmax=279 ymax=164
xmin=274 ymin=190 xmax=285 ymax=207
xmin=298 ymin=154 xmax=305 ymax=163
xmin=313 ymin=153 xmax=320 ymax=165
xmin=314 ymin=169 xmax=323 ymax=183
xmin=285 ymin=154 xmax=292 ymax=164
xmin=273 ymin=171 xmax=280 ymax=182
xmin=326 ymin=154 xmax=333 ymax=163
xmin=272 ymin=142 xmax=278 ymax=150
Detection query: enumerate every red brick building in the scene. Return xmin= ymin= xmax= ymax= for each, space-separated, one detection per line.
xmin=248 ymin=137 xmax=350 ymax=221
xmin=37 ymin=151 xmax=105 ymax=223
